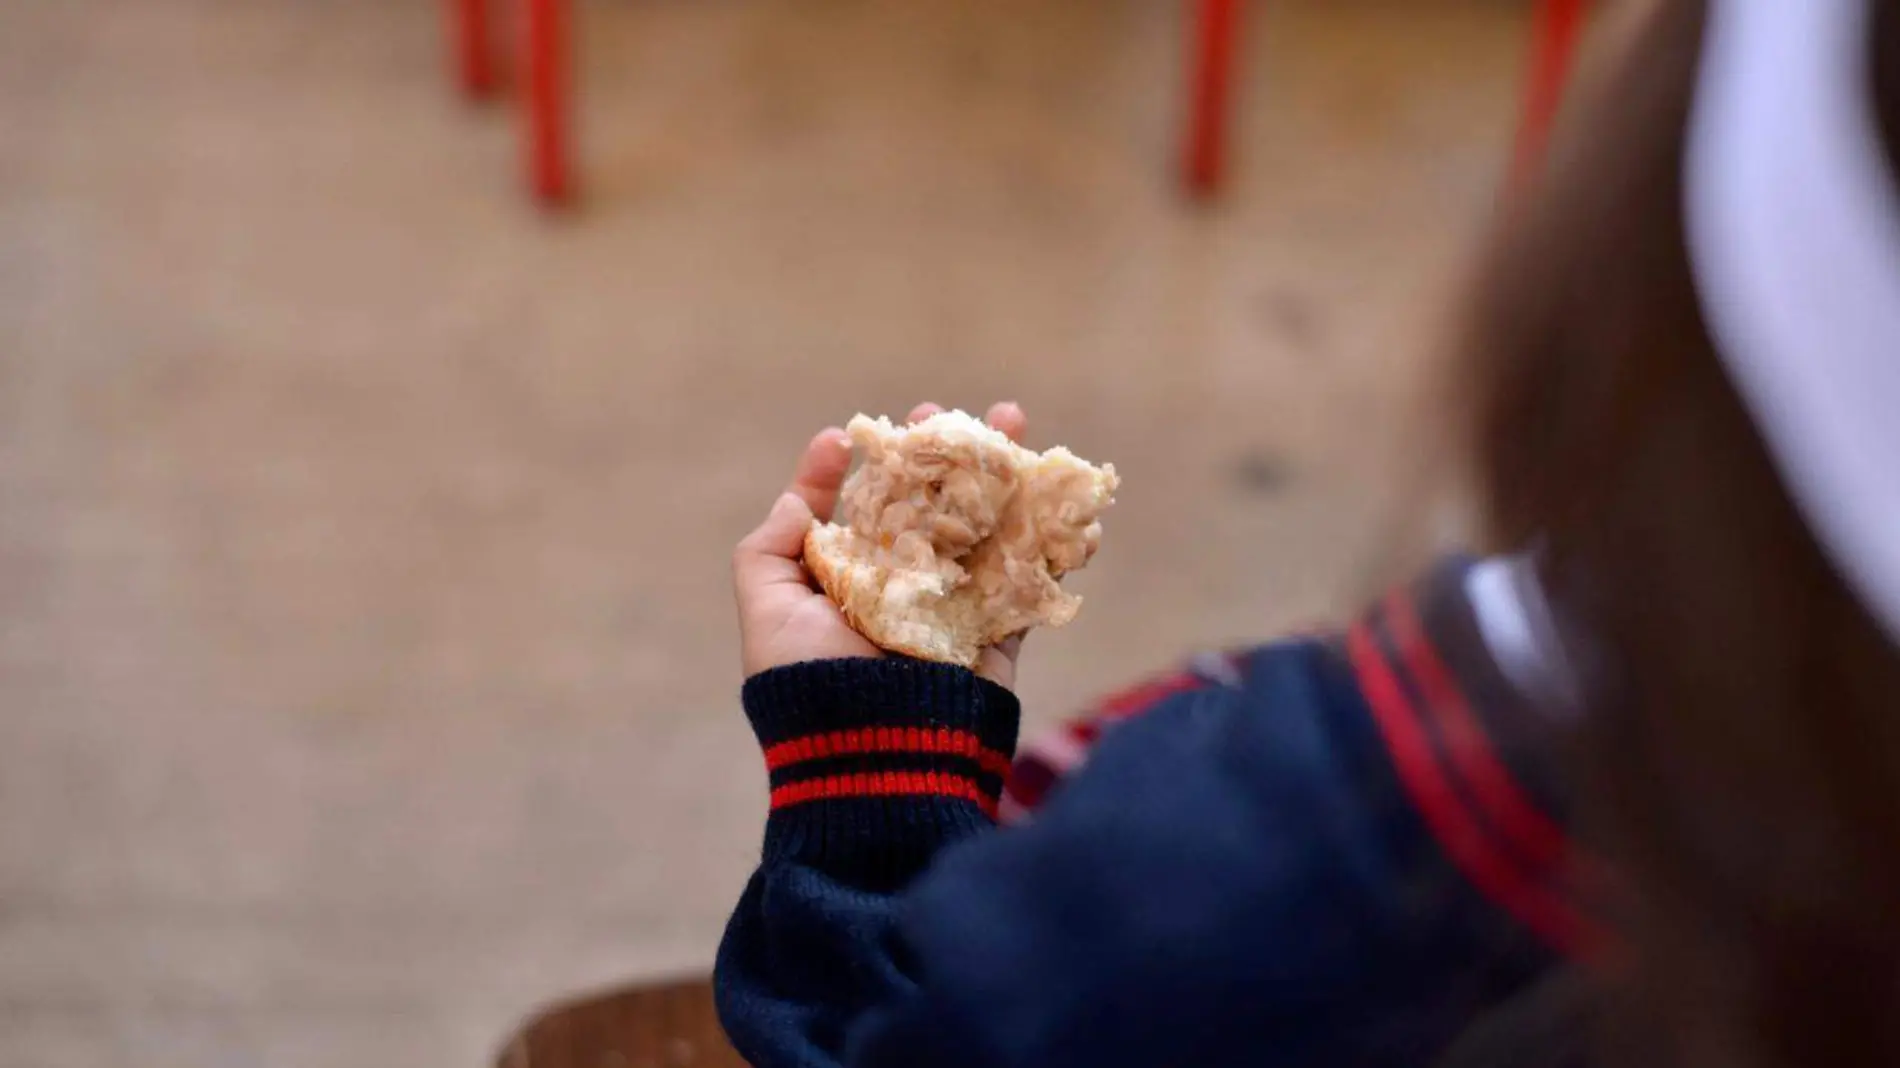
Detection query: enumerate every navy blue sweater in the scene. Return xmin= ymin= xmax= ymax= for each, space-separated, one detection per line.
xmin=717 ymin=558 xmax=1602 ymax=1067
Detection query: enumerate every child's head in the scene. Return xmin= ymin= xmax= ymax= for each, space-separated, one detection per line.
xmin=1461 ymin=1 xmax=1900 ymax=1062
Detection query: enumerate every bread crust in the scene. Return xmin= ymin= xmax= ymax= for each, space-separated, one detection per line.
xmin=804 ymin=521 xmax=975 ymax=665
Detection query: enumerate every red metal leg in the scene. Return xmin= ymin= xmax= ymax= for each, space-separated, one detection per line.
xmin=450 ymin=0 xmax=496 ymax=98
xmin=1511 ymin=0 xmax=1589 ymax=184
xmin=526 ymin=0 xmax=573 ymax=206
xmin=1183 ymin=0 xmax=1241 ymax=198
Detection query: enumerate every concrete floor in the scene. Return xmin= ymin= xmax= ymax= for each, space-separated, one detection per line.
xmin=0 ymin=0 xmax=1520 ymax=1064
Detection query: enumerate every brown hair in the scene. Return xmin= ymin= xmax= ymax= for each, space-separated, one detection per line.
xmin=1461 ymin=1 xmax=1900 ymax=1065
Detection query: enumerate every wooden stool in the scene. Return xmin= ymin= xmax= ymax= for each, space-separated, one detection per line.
xmin=496 ymin=978 xmax=746 ymax=1068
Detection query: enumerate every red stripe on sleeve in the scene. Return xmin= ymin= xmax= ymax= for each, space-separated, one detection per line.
xmin=769 ymin=771 xmax=999 ymax=819
xmin=763 ymin=727 xmax=1013 ymax=780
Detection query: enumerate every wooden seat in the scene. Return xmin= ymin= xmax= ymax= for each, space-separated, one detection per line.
xmin=496 ymin=978 xmax=747 ymax=1068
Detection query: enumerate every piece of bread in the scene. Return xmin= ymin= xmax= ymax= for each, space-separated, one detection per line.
xmin=804 ymin=410 xmax=1120 ymax=667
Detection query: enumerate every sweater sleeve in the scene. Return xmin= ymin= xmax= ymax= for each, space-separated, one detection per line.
xmin=715 ymin=658 xmax=1021 ymax=1068
xmin=716 ymin=645 xmax=1567 ymax=1068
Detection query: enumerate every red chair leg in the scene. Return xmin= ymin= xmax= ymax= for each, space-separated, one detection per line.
xmin=525 ymin=0 xmax=573 ymax=206
xmin=450 ymin=0 xmax=497 ymax=98
xmin=1183 ymin=0 xmax=1241 ymax=198
xmin=1510 ymin=0 xmax=1589 ymax=184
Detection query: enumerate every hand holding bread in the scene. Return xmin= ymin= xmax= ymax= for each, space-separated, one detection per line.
xmin=733 ymin=401 xmax=1117 ymax=689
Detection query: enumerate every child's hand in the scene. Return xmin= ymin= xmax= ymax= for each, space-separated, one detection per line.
xmin=733 ymin=401 xmax=1028 ymax=688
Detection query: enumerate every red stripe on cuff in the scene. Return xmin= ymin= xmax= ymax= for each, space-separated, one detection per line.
xmin=1348 ymin=622 xmax=1597 ymax=956
xmin=769 ymin=771 xmax=999 ymax=819
xmin=764 ymin=727 xmax=1012 ymax=779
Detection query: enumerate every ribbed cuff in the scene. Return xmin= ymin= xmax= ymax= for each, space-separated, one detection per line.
xmin=742 ymin=658 xmax=1021 ymax=889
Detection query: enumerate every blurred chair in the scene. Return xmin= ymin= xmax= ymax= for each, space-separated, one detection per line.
xmin=447 ymin=0 xmax=1593 ymax=207
xmin=495 ymin=977 xmax=746 ymax=1068
xmin=447 ymin=0 xmax=572 ymax=207
xmin=1510 ymin=0 xmax=1593 ymax=183
xmin=451 ymin=0 xmax=497 ymax=98
xmin=522 ymin=0 xmax=572 ymax=205
xmin=1181 ymin=0 xmax=1597 ymax=199
xmin=447 ymin=0 xmax=1246 ymax=208
xmin=1183 ymin=0 xmax=1241 ymax=198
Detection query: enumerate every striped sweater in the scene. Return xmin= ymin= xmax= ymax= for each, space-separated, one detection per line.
xmin=716 ymin=555 xmax=1605 ymax=1067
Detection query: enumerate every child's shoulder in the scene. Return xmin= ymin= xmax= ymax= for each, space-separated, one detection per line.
xmin=1011 ymin=554 xmax=1592 ymax=929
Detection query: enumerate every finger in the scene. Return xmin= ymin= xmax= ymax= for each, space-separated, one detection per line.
xmin=985 ymin=401 xmax=1027 ymax=443
xmin=788 ymin=428 xmax=853 ymax=523
xmin=994 ymin=632 xmax=1025 ymax=661
xmin=906 ymin=402 xmax=944 ymax=424
xmin=736 ymin=491 xmax=815 ymax=563
xmin=976 ymin=645 xmax=1016 ymax=690
xmin=975 ymin=630 xmax=1027 ymax=689
xmin=734 ymin=493 xmax=818 ymax=614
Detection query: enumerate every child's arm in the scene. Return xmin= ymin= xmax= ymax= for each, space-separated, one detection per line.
xmin=722 ymin=424 xmax=1594 ymax=1066
xmin=716 ymin=637 xmax=1584 ymax=1068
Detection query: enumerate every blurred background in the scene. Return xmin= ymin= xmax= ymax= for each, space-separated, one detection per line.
xmin=1 ymin=0 xmax=1552 ymax=1063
